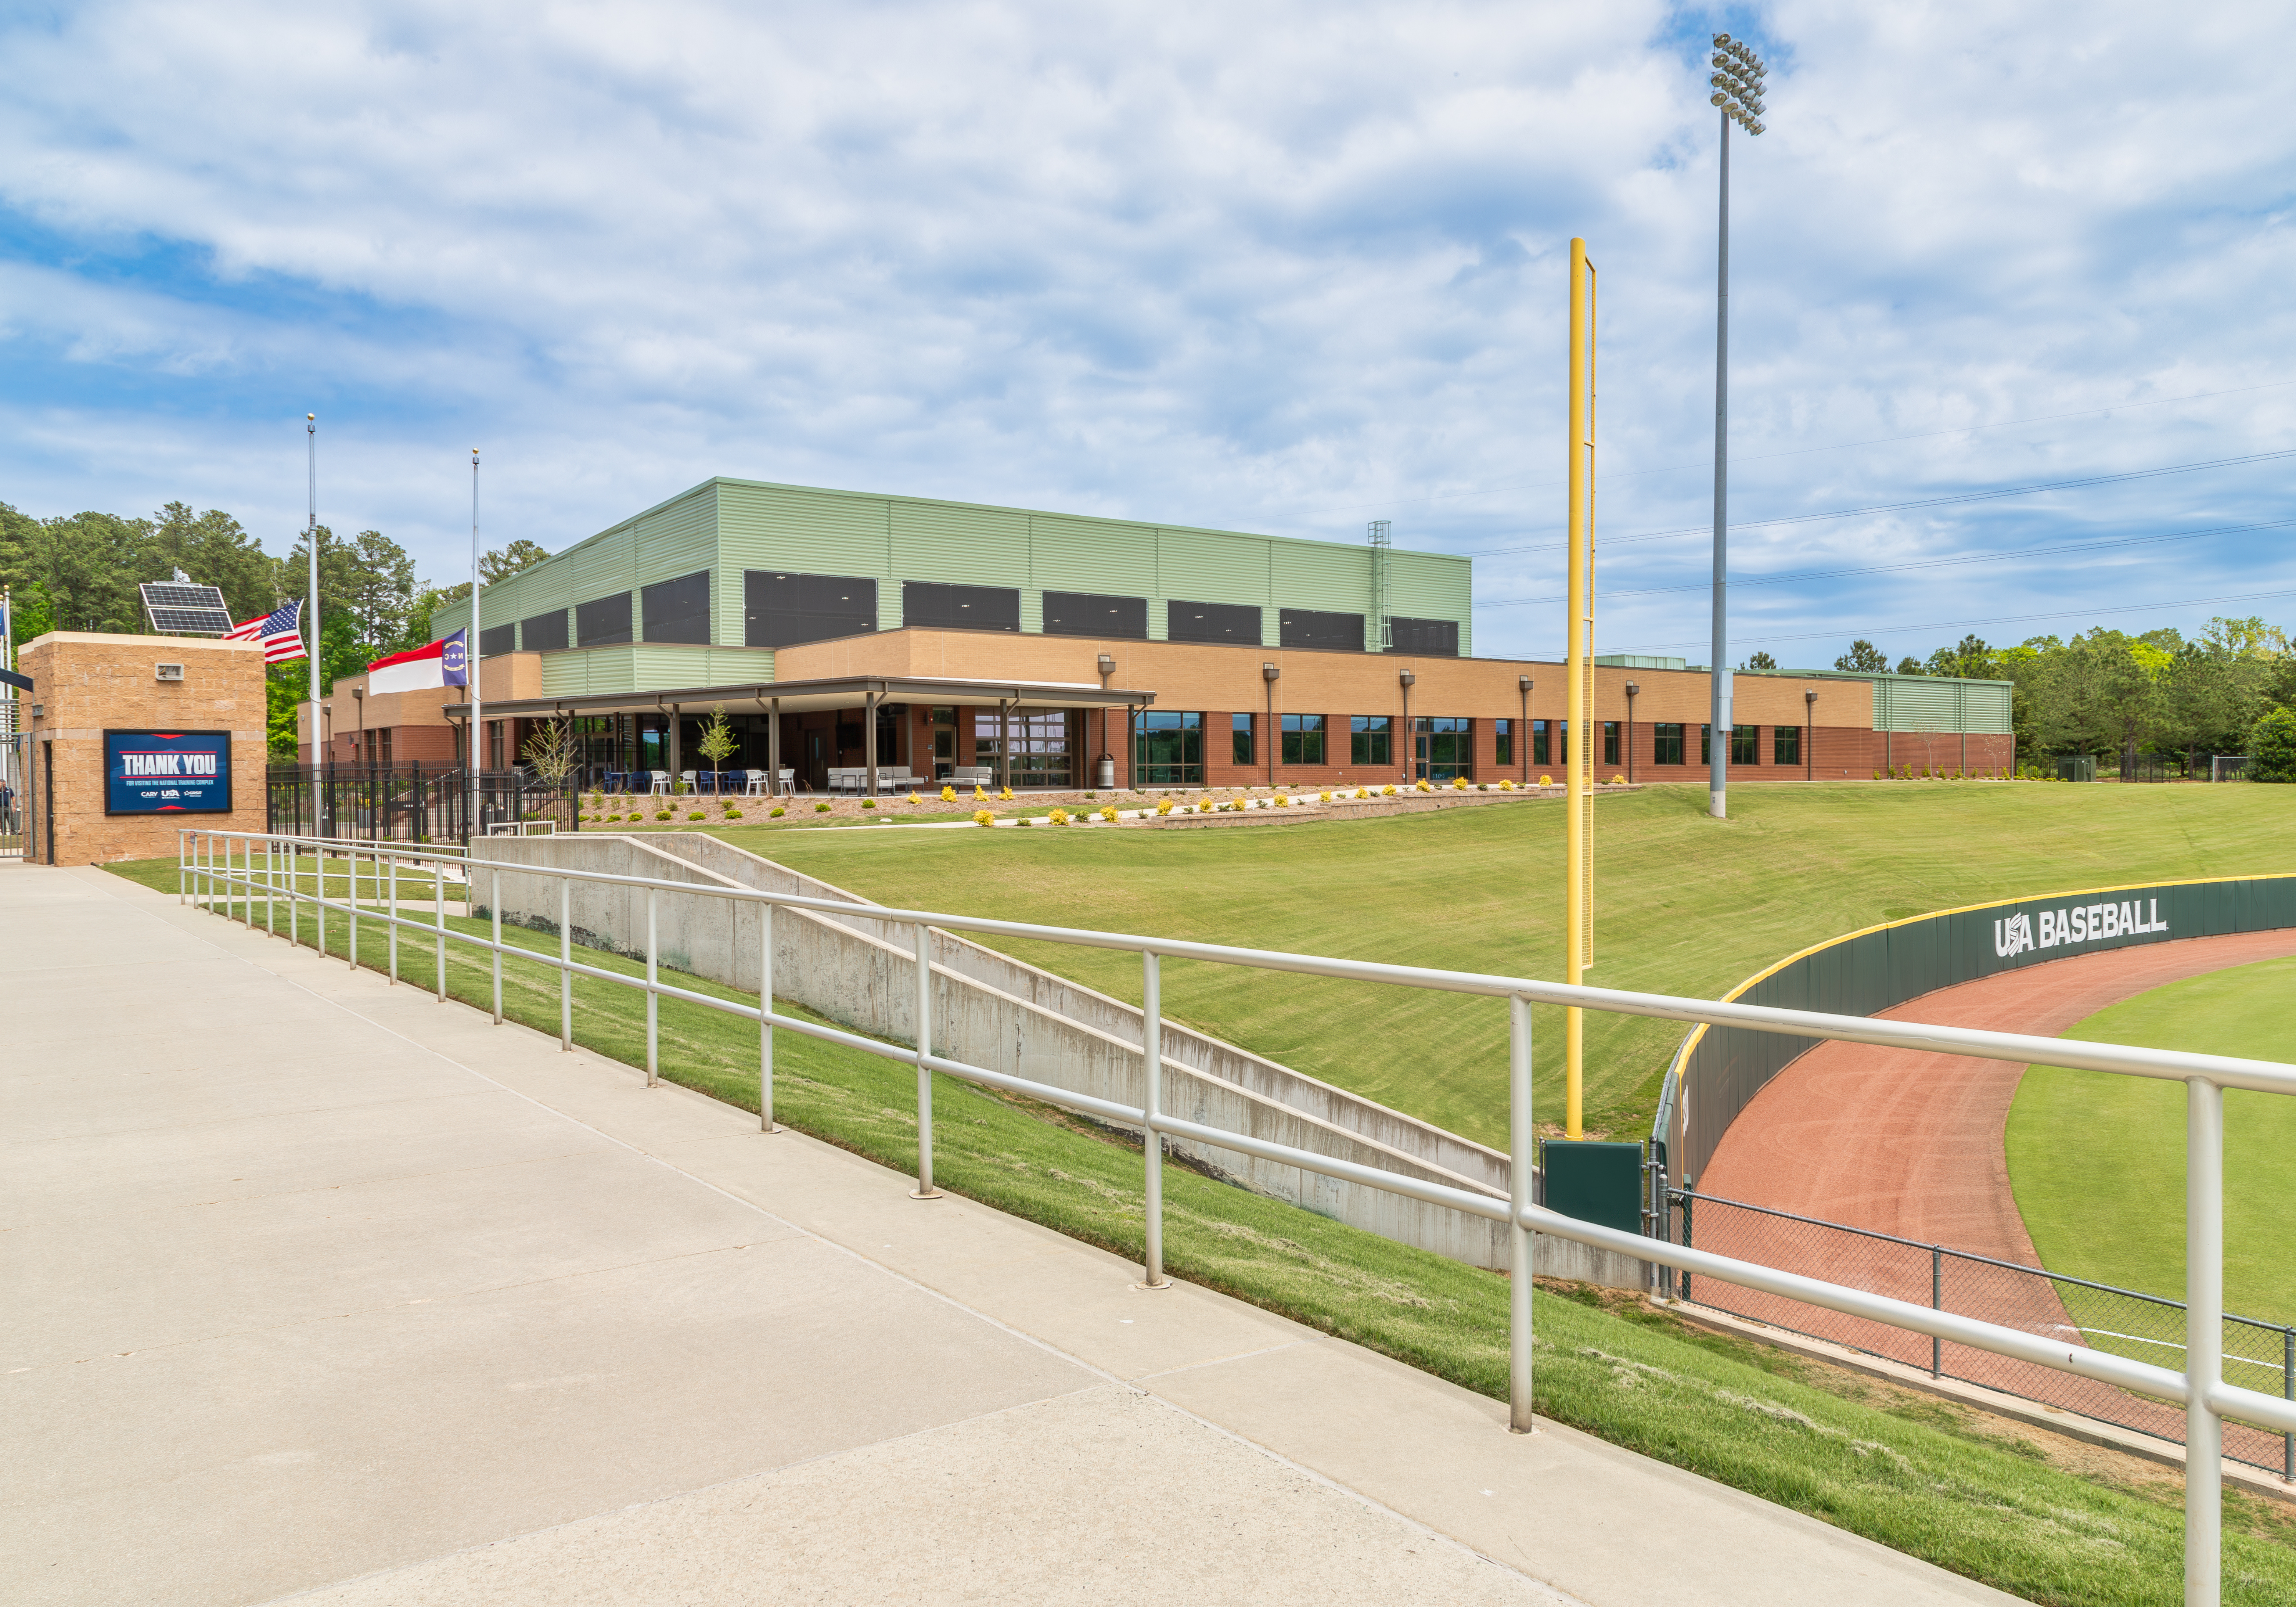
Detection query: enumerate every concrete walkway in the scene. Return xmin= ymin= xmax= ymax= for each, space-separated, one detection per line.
xmin=2 ymin=864 xmax=2012 ymax=1607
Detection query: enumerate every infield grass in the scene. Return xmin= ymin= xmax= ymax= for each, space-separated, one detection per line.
xmin=700 ymin=781 xmax=2293 ymax=1149
xmin=2007 ymin=955 xmax=2296 ymax=1323
xmin=102 ymin=852 xmax=2296 ymax=1603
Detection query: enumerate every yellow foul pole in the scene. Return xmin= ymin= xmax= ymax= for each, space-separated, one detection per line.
xmin=1565 ymin=239 xmax=1597 ymax=1139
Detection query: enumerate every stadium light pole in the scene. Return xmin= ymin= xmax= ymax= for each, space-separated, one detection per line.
xmin=1707 ymin=32 xmax=1767 ymax=821
xmin=306 ymin=414 xmax=321 ymax=829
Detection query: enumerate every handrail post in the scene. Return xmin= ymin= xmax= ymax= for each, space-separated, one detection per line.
xmin=490 ymin=866 xmax=503 ymax=1024
xmin=759 ymin=901 xmax=778 ymax=1131
xmin=178 ymin=830 xmax=186 ymax=904
xmin=387 ymin=850 xmax=399 ymax=983
xmin=1509 ymin=991 xmax=1536 ymax=1434
xmin=433 ymin=854 xmax=446 ymax=1002
xmin=910 ymin=921 xmax=940 ymax=1199
xmin=289 ymin=837 xmax=299 ymax=949
xmin=559 ymin=876 xmax=572 ymax=1050
xmin=1932 ymin=1245 xmax=1943 ymax=1379
xmin=2186 ymin=1077 xmax=2223 ymax=1607
xmin=315 ymin=842 xmax=325 ymax=958
xmin=645 ymin=885 xmax=659 ymax=1085
xmin=2282 ymin=1326 xmax=2292 ymax=1485
xmin=1138 ymin=949 xmax=1170 ymax=1289
xmin=266 ymin=836 xmax=276 ymax=937
xmin=348 ymin=846 xmax=360 ymax=970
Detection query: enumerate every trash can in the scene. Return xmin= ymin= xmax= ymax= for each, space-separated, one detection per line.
xmin=1097 ymin=756 xmax=1115 ymax=789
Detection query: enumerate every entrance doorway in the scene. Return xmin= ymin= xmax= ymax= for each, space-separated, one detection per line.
xmin=806 ymin=729 xmax=828 ymax=792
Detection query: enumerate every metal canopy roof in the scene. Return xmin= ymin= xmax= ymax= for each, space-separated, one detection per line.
xmin=442 ymin=672 xmax=1159 ymax=722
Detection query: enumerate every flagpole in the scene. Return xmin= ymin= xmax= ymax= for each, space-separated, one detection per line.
xmin=468 ymin=448 xmax=481 ymax=843
xmin=306 ymin=413 xmax=321 ymax=836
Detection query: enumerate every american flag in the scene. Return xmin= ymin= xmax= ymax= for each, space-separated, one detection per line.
xmin=225 ymin=598 xmax=308 ymax=663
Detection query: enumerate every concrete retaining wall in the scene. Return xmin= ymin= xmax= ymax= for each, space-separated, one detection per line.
xmin=469 ymin=832 xmax=1648 ymax=1286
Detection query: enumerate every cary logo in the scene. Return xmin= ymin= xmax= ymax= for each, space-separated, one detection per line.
xmin=1995 ymin=897 xmax=2168 ymax=958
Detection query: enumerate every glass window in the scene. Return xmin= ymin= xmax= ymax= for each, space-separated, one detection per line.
xmin=1350 ymin=715 xmax=1391 ymax=767
xmin=903 ymin=581 xmax=1020 ymax=632
xmin=1279 ymin=608 xmax=1365 ymax=651
xmin=1135 ymin=711 xmax=1203 ymax=785
xmin=519 ymin=609 xmax=568 ymax=652
xmin=1774 ymin=724 xmax=1802 ymax=765
xmin=1652 ymin=723 xmax=1685 ymax=766
xmin=1533 ymin=719 xmax=1550 ymax=768
xmin=642 ymin=570 xmax=712 ymax=644
xmin=1414 ymin=716 xmax=1472 ymax=781
xmin=1388 ymin=616 xmax=1459 ymax=656
xmin=576 ymin=591 xmax=633 ymax=648
xmin=1169 ymin=600 xmax=1264 ymax=645
xmin=1730 ymin=724 xmax=1759 ymax=765
xmin=1494 ymin=718 xmax=1512 ymax=768
xmin=973 ymin=708 xmax=1075 ymax=788
xmin=478 ymin=622 xmax=515 ymax=658
xmin=1042 ymin=591 xmax=1147 ymax=639
xmin=1280 ymin=714 xmax=1325 ymax=765
xmin=1700 ymin=723 xmax=1711 ymax=765
xmin=1604 ymin=720 xmax=1620 ymax=767
xmin=1232 ymin=712 xmax=1255 ymax=765
xmin=746 ymin=571 xmax=877 ymax=648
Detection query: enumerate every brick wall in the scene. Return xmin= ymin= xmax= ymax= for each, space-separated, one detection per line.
xmin=17 ymin=633 xmax=269 ymax=865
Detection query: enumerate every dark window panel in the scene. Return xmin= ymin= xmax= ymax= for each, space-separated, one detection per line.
xmin=643 ymin=570 xmax=712 ymax=644
xmin=576 ymin=592 xmax=634 ymax=648
xmin=1730 ymin=724 xmax=1760 ymax=765
xmin=745 ymin=571 xmax=878 ymax=648
xmin=1495 ymin=718 xmax=1512 ymax=768
xmin=478 ymin=622 xmax=516 ymax=658
xmin=1279 ymin=608 xmax=1365 ymax=651
xmin=1652 ymin=722 xmax=1685 ymax=766
xmin=518 ymin=610 xmax=568 ymax=652
xmin=1350 ymin=715 xmax=1391 ymax=767
xmin=1411 ymin=716 xmax=1473 ymax=781
xmin=1774 ymin=724 xmax=1802 ymax=766
xmin=1042 ymin=590 xmax=1148 ymax=640
xmin=1167 ymin=599 xmax=1263 ymax=645
xmin=1279 ymin=713 xmax=1325 ymax=765
xmin=1231 ymin=712 xmax=1255 ymax=765
xmin=1388 ymin=616 xmax=1459 ymax=657
xmin=903 ymin=581 xmax=1020 ymax=632
xmin=1133 ymin=711 xmax=1204 ymax=785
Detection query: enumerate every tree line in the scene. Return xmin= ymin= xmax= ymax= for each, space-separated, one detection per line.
xmin=1 ymin=498 xmax=549 ymax=756
xmin=1747 ymin=617 xmax=2296 ymax=776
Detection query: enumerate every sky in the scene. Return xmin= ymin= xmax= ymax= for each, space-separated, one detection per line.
xmin=2 ymin=0 xmax=2292 ymax=668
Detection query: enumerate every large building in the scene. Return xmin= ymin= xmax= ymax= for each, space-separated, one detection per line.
xmin=303 ymin=478 xmax=2015 ymax=790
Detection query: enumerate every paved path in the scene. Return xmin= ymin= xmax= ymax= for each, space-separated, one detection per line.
xmin=3 ymin=864 xmax=2009 ymax=1607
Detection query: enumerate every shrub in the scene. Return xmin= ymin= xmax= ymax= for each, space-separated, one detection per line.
xmin=815 ymin=801 xmax=831 ymax=813
xmin=1611 ymin=774 xmax=1626 ymax=785
xmin=687 ymin=809 xmax=706 ymax=820
xmin=1320 ymin=790 xmax=1332 ymax=801
xmin=940 ymin=785 xmax=957 ymax=802
xmin=1018 ymin=817 xmax=1032 ymax=827
xmin=2251 ymin=706 xmax=2296 ymax=782
xmin=1381 ymin=784 xmax=1396 ymax=796
xmin=770 ymin=807 xmax=786 ymax=818
xmin=998 ymin=786 xmax=1014 ymax=801
xmin=1048 ymin=807 xmax=1070 ymax=825
xmin=861 ymin=798 xmax=876 ymax=810
xmin=654 ymin=810 xmax=673 ymax=821
xmin=1538 ymin=774 xmax=1553 ymax=786
xmin=1415 ymin=779 xmax=1432 ymax=793
xmin=1156 ymin=798 xmax=1174 ymax=816
xmin=1084 ymin=792 xmax=1097 ymax=800
xmin=908 ymin=792 xmax=922 ymax=806
xmin=1098 ymin=805 xmax=1118 ymax=822
xmin=1451 ymin=776 xmax=1468 ymax=790
xmin=1274 ymin=795 xmax=1290 ymax=807
xmin=725 ymin=809 xmax=743 ymax=819
xmin=974 ymin=809 xmax=995 ymax=826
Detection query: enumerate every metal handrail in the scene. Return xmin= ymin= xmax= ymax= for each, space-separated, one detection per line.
xmin=178 ymin=826 xmax=2291 ymax=1606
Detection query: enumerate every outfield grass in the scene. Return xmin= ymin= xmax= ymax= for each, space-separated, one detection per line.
xmin=693 ymin=781 xmax=2293 ymax=1150
xmin=103 ymin=852 xmax=2296 ymax=1604
xmin=2006 ymin=956 xmax=2296 ymax=1324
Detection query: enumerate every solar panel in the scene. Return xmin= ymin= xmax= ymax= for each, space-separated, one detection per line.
xmin=139 ymin=581 xmax=235 ymax=637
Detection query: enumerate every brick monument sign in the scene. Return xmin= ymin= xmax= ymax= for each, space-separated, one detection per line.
xmin=17 ymin=633 xmax=269 ymax=865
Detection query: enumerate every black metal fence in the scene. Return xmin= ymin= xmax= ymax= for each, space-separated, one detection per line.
xmin=265 ymin=764 xmax=580 ymax=843
xmin=1662 ymin=1187 xmax=2296 ymax=1477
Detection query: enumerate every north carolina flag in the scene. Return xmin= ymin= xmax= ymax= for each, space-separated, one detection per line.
xmin=367 ymin=629 xmax=469 ymax=695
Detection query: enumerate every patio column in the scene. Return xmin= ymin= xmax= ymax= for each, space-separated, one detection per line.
xmin=768 ymin=698 xmax=781 ymax=796
xmin=999 ymin=698 xmax=1012 ymax=791
xmin=864 ymin=688 xmax=879 ymax=797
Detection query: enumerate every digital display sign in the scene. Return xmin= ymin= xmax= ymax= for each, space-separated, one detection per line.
xmin=105 ymin=729 xmax=233 ymax=815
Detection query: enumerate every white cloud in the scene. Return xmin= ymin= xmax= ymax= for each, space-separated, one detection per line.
xmin=1 ymin=0 xmax=2292 ymax=662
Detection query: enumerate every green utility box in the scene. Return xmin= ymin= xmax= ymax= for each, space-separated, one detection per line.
xmin=2055 ymin=755 xmax=2097 ymax=782
xmin=1541 ymin=1140 xmax=1645 ymax=1236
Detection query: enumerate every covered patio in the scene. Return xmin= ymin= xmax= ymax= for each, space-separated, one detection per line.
xmin=448 ymin=672 xmax=1156 ymax=798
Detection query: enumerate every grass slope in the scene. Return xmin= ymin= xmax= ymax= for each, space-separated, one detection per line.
xmin=107 ymin=854 xmax=2296 ymax=1605
xmin=2006 ymin=956 xmax=2296 ymax=1325
xmin=706 ymin=782 xmax=2292 ymax=1149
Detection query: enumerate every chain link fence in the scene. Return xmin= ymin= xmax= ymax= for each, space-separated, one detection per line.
xmin=1662 ymin=1188 xmax=2296 ymax=1478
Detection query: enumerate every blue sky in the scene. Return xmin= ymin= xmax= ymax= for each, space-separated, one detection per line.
xmin=3 ymin=0 xmax=2292 ymax=666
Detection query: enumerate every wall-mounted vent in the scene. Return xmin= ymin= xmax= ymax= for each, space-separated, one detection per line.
xmin=155 ymin=662 xmax=186 ymax=682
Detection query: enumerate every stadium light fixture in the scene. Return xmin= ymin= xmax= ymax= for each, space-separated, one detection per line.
xmin=1707 ymin=31 xmax=1770 ymax=822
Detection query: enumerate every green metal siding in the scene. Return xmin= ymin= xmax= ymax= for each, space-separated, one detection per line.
xmin=432 ymin=478 xmax=1475 ymax=678
xmin=538 ymin=645 xmax=777 ymax=698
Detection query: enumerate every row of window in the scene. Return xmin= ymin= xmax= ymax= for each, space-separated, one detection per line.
xmin=474 ymin=568 xmax=1462 ymax=656
xmin=1136 ymin=713 xmax=1811 ymax=783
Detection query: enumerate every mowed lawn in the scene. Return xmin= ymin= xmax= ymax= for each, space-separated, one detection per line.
xmin=715 ymin=781 xmax=2294 ymax=1150
xmin=2007 ymin=955 xmax=2296 ymax=1323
